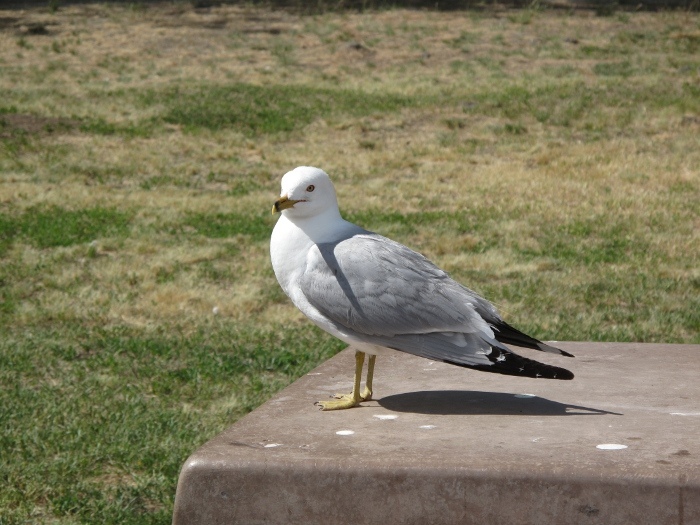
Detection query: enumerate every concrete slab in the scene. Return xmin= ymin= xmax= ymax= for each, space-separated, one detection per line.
xmin=173 ymin=342 xmax=700 ymax=525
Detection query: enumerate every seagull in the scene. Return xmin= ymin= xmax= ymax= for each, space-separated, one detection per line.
xmin=270 ymin=166 xmax=574 ymax=410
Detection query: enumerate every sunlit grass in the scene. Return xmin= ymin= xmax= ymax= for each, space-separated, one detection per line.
xmin=0 ymin=323 xmax=343 ymax=524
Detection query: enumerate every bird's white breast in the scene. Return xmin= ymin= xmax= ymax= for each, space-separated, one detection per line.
xmin=270 ymin=215 xmax=313 ymax=297
xmin=271 ymin=212 xmax=389 ymax=353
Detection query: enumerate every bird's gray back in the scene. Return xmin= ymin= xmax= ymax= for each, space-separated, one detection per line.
xmin=299 ymin=233 xmax=498 ymax=338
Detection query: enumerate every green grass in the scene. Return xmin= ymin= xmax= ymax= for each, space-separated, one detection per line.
xmin=0 ymin=206 xmax=131 ymax=250
xmin=0 ymin=323 xmax=343 ymax=524
xmin=0 ymin=3 xmax=698 ymax=524
xmin=152 ymin=83 xmax=418 ymax=135
xmin=181 ymin=211 xmax=272 ymax=240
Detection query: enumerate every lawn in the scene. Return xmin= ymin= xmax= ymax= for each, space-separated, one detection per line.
xmin=0 ymin=2 xmax=698 ymax=523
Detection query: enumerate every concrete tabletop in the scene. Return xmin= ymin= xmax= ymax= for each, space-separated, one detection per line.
xmin=173 ymin=342 xmax=700 ymax=525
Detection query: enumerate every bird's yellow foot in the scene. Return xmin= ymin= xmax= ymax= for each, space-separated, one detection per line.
xmin=332 ymin=388 xmax=372 ymax=402
xmin=315 ymin=393 xmax=361 ymax=411
xmin=315 ymin=386 xmax=373 ymax=410
xmin=314 ymin=351 xmax=375 ymax=411
xmin=360 ymin=387 xmax=372 ymax=402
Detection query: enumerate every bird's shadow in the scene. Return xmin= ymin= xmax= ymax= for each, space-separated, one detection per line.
xmin=377 ymin=390 xmax=622 ymax=416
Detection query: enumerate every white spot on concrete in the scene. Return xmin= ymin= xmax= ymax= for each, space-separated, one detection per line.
xmin=670 ymin=412 xmax=700 ymax=416
xmin=515 ymin=394 xmax=536 ymax=398
xmin=307 ymin=372 xmax=322 ymax=376
xmin=373 ymin=414 xmax=398 ymax=420
xmin=264 ymin=443 xmax=282 ymax=448
xmin=423 ymin=368 xmax=438 ymax=371
xmin=336 ymin=430 xmax=355 ymax=436
xmin=596 ymin=444 xmax=628 ymax=450
xmin=420 ymin=425 xmax=436 ymax=430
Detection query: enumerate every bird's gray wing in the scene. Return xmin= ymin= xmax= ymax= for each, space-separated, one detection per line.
xmin=298 ymin=233 xmax=574 ymax=379
xmin=299 ymin=233 xmax=495 ymax=338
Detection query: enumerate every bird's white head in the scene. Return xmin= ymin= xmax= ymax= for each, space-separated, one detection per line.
xmin=272 ymin=166 xmax=339 ymax=220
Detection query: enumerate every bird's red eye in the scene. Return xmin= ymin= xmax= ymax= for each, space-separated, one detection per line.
xmin=306 ymin=185 xmax=315 ymax=192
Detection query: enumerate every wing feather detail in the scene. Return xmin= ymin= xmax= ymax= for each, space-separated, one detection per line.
xmin=297 ymin=231 xmax=574 ymax=380
xmin=299 ymin=233 xmax=494 ymax=338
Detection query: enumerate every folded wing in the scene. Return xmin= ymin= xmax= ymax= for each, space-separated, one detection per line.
xmin=299 ymin=233 xmax=574 ymax=379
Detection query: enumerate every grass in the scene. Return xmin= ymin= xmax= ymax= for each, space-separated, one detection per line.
xmin=0 ymin=323 xmax=342 ymax=524
xmin=153 ymin=83 xmax=418 ymax=135
xmin=0 ymin=206 xmax=131 ymax=250
xmin=0 ymin=3 xmax=698 ymax=524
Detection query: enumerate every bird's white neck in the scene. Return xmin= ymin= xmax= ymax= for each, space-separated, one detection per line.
xmin=270 ymin=207 xmax=365 ymax=296
xmin=280 ymin=206 xmax=353 ymax=244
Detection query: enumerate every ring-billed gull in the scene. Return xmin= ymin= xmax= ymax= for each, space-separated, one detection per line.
xmin=271 ymin=166 xmax=574 ymax=410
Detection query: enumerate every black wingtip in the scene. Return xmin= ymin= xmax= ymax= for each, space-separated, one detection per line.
xmin=538 ymin=342 xmax=575 ymax=358
xmin=492 ymin=321 xmax=575 ymax=358
xmin=553 ymin=368 xmax=575 ymax=380
xmin=443 ymin=345 xmax=574 ymax=381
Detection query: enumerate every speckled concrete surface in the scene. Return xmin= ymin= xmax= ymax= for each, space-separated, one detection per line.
xmin=173 ymin=342 xmax=700 ymax=525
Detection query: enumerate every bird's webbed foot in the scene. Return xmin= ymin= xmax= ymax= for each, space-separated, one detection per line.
xmin=315 ymin=352 xmax=375 ymax=411
xmin=315 ymin=392 xmax=362 ymax=411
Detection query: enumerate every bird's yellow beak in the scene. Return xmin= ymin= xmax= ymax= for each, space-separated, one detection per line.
xmin=272 ymin=195 xmax=300 ymax=214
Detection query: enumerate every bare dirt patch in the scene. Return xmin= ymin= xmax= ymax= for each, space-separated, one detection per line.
xmin=0 ymin=113 xmax=77 ymax=138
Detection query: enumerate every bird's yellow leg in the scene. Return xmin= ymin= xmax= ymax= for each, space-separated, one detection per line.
xmin=360 ymin=354 xmax=376 ymax=402
xmin=316 ymin=351 xmax=366 ymax=411
xmin=335 ymin=352 xmax=376 ymax=402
